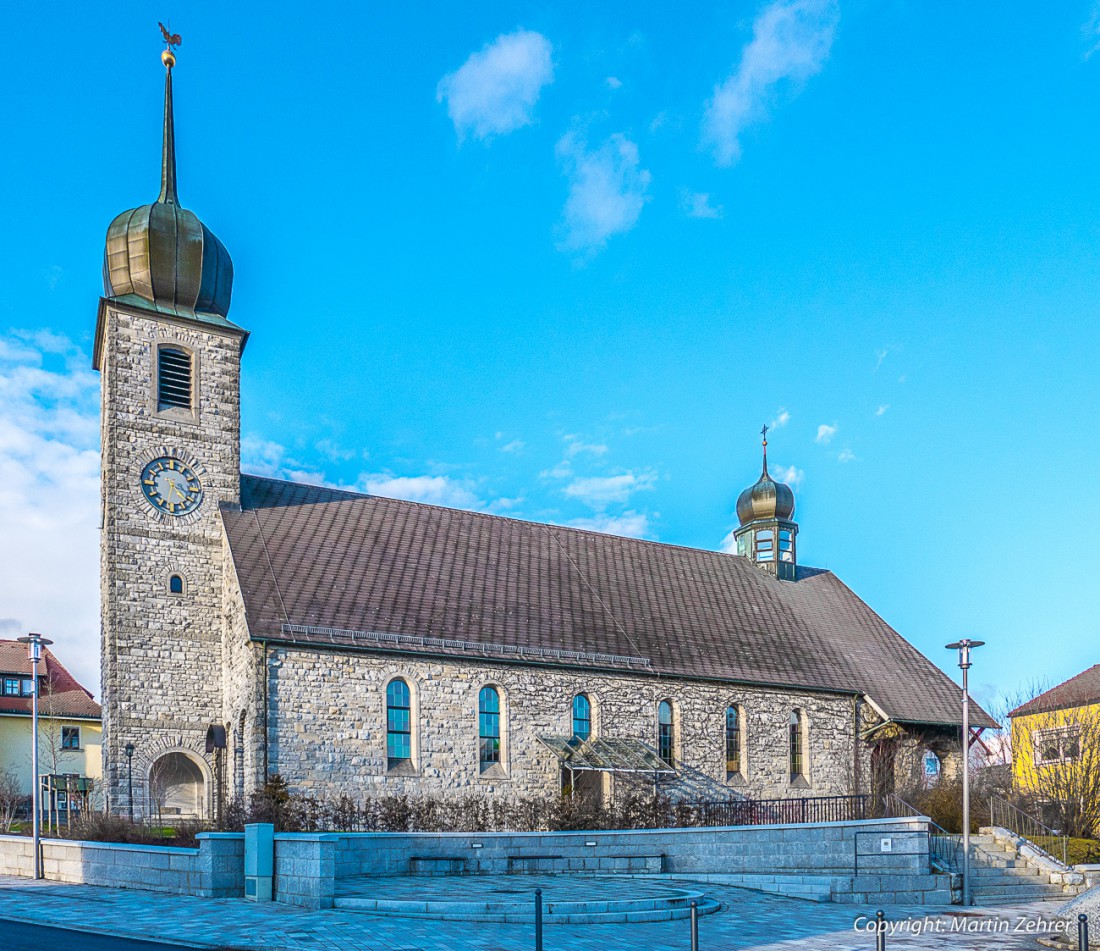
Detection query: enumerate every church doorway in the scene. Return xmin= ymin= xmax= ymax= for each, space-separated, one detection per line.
xmin=870 ymin=741 xmax=897 ymax=814
xmin=148 ymin=752 xmax=206 ymax=819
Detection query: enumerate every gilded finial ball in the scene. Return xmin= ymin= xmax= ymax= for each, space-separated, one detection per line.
xmin=161 ymin=49 xmax=176 ymax=69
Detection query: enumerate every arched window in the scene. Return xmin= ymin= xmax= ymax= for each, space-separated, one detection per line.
xmin=157 ymin=346 xmax=193 ymax=412
xmin=386 ymin=679 xmax=412 ymax=769
xmin=725 ymin=705 xmax=741 ymax=776
xmin=657 ymin=700 xmax=674 ymax=766
xmin=572 ymin=694 xmax=591 ymax=740
xmin=169 ymin=574 xmax=184 ymax=595
xmin=479 ymin=686 xmax=501 ymax=770
xmin=789 ymin=709 xmax=805 ymax=782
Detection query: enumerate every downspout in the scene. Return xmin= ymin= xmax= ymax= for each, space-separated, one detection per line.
xmin=260 ymin=640 xmax=269 ymax=779
xmin=852 ymin=694 xmax=862 ymax=797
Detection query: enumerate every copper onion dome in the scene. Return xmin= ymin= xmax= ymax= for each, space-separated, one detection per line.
xmin=736 ymin=436 xmax=795 ymax=526
xmin=102 ymin=49 xmax=233 ymax=318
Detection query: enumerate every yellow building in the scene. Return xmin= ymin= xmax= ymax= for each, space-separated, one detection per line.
xmin=0 ymin=640 xmax=102 ymax=819
xmin=1008 ymin=664 xmax=1100 ymax=838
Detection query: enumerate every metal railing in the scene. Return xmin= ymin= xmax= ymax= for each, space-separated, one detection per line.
xmin=687 ymin=794 xmax=868 ymax=828
xmin=883 ymin=793 xmax=961 ymax=872
xmin=988 ymin=794 xmax=1069 ymax=867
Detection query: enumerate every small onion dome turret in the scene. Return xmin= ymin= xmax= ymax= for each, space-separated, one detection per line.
xmin=736 ymin=439 xmax=795 ymax=526
xmin=102 ymin=48 xmax=233 ymax=319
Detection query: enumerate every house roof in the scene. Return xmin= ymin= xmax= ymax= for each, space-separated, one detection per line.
xmin=222 ymin=475 xmax=995 ymax=730
xmin=0 ymin=641 xmax=102 ymax=720
xmin=1008 ymin=664 xmax=1100 ymax=718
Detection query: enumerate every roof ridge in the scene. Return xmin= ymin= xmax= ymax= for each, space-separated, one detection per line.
xmin=239 ymin=473 xmax=827 ymax=575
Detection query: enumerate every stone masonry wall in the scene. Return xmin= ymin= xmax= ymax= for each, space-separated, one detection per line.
xmin=255 ymin=644 xmax=865 ymax=802
xmin=98 ymin=301 xmax=243 ymax=816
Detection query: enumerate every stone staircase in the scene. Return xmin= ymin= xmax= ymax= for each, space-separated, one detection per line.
xmin=968 ymin=832 xmax=1086 ymax=906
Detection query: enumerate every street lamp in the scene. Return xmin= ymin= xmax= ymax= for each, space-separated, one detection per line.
xmin=124 ymin=743 xmax=135 ymax=821
xmin=16 ymin=632 xmax=53 ymax=881
xmin=945 ymin=638 xmax=985 ymax=907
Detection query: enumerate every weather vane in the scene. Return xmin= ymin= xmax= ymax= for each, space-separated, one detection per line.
xmin=158 ymin=21 xmax=182 ymax=68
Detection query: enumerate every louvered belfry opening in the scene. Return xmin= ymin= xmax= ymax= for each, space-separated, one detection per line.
xmin=157 ymin=346 xmax=193 ymax=411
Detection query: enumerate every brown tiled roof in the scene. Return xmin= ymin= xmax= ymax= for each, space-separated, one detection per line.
xmin=222 ymin=476 xmax=995 ymax=729
xmin=0 ymin=640 xmax=102 ymax=720
xmin=1008 ymin=664 xmax=1100 ymax=717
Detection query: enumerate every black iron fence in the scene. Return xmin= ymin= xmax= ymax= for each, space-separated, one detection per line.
xmin=685 ymin=794 xmax=869 ymax=828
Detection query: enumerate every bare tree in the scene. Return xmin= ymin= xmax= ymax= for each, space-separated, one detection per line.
xmin=147 ymin=758 xmax=172 ymax=822
xmin=1013 ymin=704 xmax=1100 ymax=838
xmin=0 ymin=768 xmax=23 ymax=832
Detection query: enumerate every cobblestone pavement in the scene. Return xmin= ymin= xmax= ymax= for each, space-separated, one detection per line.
xmin=0 ymin=874 xmax=1079 ymax=950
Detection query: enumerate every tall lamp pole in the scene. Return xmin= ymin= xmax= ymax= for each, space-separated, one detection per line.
xmin=124 ymin=743 xmax=135 ymax=821
xmin=945 ymin=638 xmax=984 ymax=907
xmin=17 ymin=632 xmax=53 ymax=881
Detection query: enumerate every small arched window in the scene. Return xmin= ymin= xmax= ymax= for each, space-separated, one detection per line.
xmin=157 ymin=346 xmax=193 ymax=412
xmin=572 ymin=694 xmax=591 ymax=740
xmin=725 ymin=705 xmax=742 ymax=776
xmin=657 ymin=700 xmax=674 ymax=766
xmin=386 ymin=679 xmax=412 ymax=769
xmin=789 ymin=709 xmax=805 ymax=782
xmin=169 ymin=574 xmax=184 ymax=595
xmin=479 ymin=686 xmax=501 ymax=770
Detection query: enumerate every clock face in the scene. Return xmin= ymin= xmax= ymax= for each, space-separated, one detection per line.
xmin=140 ymin=457 xmax=203 ymax=517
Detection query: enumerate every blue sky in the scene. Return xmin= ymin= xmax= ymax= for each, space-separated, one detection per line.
xmin=1 ymin=2 xmax=1099 ymax=713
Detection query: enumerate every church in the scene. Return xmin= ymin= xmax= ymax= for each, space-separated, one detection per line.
xmin=95 ymin=47 xmax=994 ymax=819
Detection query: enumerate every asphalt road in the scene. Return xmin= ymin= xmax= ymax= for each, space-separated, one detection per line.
xmin=0 ymin=918 xmax=229 ymax=950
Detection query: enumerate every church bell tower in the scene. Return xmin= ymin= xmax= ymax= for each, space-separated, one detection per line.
xmin=733 ymin=428 xmax=799 ymax=581
xmin=93 ymin=39 xmax=246 ymax=816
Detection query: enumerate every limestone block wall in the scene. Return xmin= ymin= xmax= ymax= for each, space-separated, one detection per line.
xmin=98 ymin=301 xmax=243 ymax=815
xmin=0 ymin=832 xmax=244 ymax=897
xmin=257 ymin=645 xmax=865 ymax=803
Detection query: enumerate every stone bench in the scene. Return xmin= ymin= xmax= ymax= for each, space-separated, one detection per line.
xmin=409 ymin=856 xmax=467 ymax=876
xmin=507 ymin=853 xmax=665 ymax=874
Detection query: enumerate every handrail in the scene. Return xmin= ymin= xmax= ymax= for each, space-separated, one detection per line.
xmin=988 ymin=794 xmax=1069 ymax=867
xmin=884 ymin=793 xmax=962 ymax=873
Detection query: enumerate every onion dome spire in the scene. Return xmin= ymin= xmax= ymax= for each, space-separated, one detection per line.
xmin=733 ymin=426 xmax=799 ymax=581
xmin=102 ymin=32 xmax=234 ymax=321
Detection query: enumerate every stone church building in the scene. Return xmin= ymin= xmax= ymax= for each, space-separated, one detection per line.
xmin=95 ymin=51 xmax=993 ymax=819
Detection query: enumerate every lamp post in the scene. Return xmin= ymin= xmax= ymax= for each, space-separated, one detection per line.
xmin=16 ymin=632 xmax=53 ymax=880
xmin=124 ymin=743 xmax=135 ymax=821
xmin=945 ymin=638 xmax=984 ymax=907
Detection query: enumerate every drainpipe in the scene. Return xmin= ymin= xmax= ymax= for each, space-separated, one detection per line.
xmin=852 ymin=694 xmax=862 ymax=798
xmin=260 ymin=640 xmax=269 ymax=778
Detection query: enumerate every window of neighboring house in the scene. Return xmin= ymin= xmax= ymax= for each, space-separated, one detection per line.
xmin=1034 ymin=727 xmax=1081 ymax=765
xmin=2 ymin=678 xmax=18 ymax=696
xmin=572 ymin=693 xmax=591 ymax=741
xmin=657 ymin=700 xmax=675 ymax=766
xmin=21 ymin=679 xmax=35 ymax=697
xmin=725 ymin=705 xmax=742 ymax=777
xmin=479 ymin=686 xmax=502 ymax=770
xmin=386 ymin=678 xmax=412 ymax=769
xmin=61 ymin=727 xmax=80 ymax=750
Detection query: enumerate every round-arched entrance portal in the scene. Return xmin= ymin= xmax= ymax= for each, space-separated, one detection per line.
xmin=148 ymin=751 xmax=206 ymax=819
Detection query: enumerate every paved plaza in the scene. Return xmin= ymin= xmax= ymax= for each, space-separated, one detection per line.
xmin=0 ymin=874 xmax=1083 ymax=950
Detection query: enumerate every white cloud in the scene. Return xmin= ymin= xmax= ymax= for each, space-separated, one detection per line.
xmin=1084 ymin=5 xmax=1100 ymax=59
xmin=565 ymin=440 xmax=608 ymax=458
xmin=437 ymin=30 xmax=554 ymax=141
xmin=837 ymin=448 xmax=855 ymax=463
xmin=568 ymin=511 xmax=651 ymax=539
xmin=681 ymin=190 xmax=724 ymax=219
xmin=702 ymin=0 xmax=839 ymax=166
xmin=606 ymin=76 xmax=623 ymax=90
xmin=556 ymin=132 xmax=651 ymax=253
xmin=562 ymin=470 xmax=657 ymax=508
xmin=719 ymin=529 xmax=739 ymax=554
xmin=815 ymin=423 xmax=837 ymax=444
xmin=770 ymin=408 xmax=791 ymax=429
xmin=875 ymin=404 xmax=889 ymax=417
xmin=359 ymin=474 xmax=481 ymax=510
xmin=0 ymin=331 xmax=101 ymax=695
xmin=499 ymin=440 xmax=525 ymax=454
xmin=771 ymin=463 xmax=804 ymax=488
